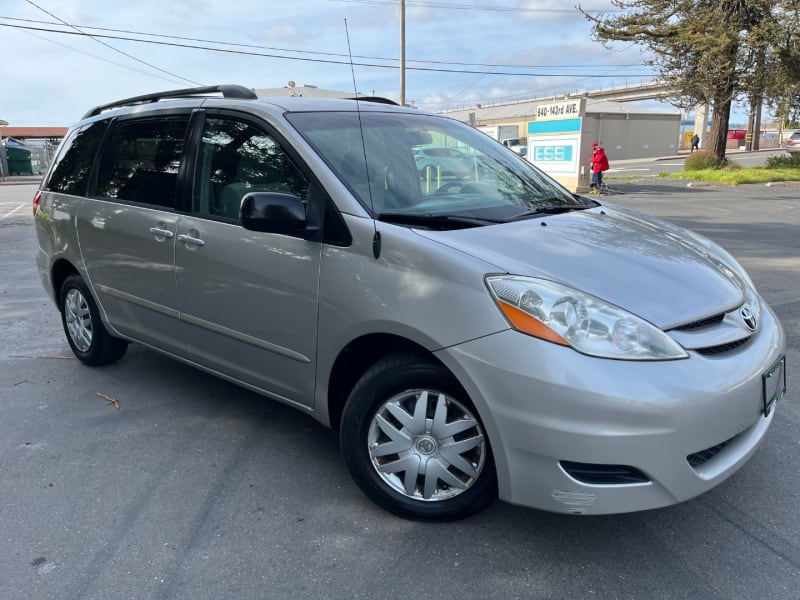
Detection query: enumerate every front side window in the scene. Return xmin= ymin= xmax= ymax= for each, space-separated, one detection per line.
xmin=288 ymin=111 xmax=582 ymax=224
xmin=193 ymin=117 xmax=310 ymax=220
xmin=44 ymin=120 xmax=109 ymax=196
xmin=96 ymin=117 xmax=189 ymax=208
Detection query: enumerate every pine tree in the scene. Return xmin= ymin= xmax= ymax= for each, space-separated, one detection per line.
xmin=580 ymin=0 xmax=800 ymax=161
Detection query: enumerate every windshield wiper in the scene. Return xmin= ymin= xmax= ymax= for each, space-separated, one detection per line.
xmin=376 ymin=212 xmax=504 ymax=229
xmin=503 ymin=199 xmax=598 ymax=222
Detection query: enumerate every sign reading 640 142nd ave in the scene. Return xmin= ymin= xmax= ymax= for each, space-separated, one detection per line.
xmin=535 ymin=100 xmax=582 ymax=122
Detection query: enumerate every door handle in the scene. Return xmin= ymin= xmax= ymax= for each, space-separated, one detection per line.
xmin=177 ymin=233 xmax=206 ymax=247
xmin=149 ymin=227 xmax=174 ymax=239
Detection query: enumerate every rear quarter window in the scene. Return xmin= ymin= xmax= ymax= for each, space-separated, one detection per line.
xmin=44 ymin=120 xmax=109 ymax=196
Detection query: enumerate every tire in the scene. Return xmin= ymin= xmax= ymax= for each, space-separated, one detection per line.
xmin=340 ymin=353 xmax=497 ymax=521
xmin=59 ymin=274 xmax=128 ymax=366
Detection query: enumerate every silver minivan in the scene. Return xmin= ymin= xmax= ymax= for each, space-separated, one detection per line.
xmin=34 ymin=85 xmax=786 ymax=520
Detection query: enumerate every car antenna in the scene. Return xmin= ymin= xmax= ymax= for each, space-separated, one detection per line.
xmin=345 ymin=18 xmax=381 ymax=259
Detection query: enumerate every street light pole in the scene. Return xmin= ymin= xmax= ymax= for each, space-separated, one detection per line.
xmin=400 ymin=0 xmax=406 ymax=106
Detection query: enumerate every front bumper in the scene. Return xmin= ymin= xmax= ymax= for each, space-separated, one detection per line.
xmin=436 ymin=304 xmax=785 ymax=515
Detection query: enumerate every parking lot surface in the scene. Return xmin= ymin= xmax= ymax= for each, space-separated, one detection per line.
xmin=1 ymin=179 xmax=798 ymax=599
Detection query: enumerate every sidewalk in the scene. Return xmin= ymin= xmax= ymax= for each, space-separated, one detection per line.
xmin=0 ymin=175 xmax=42 ymax=186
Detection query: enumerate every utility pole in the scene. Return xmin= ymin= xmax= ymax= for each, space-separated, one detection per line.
xmin=0 ymin=120 xmax=8 ymax=179
xmin=400 ymin=0 xmax=406 ymax=107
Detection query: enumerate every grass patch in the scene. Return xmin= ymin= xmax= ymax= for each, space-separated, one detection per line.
xmin=662 ymin=153 xmax=800 ymax=185
xmin=667 ymin=167 xmax=800 ymax=185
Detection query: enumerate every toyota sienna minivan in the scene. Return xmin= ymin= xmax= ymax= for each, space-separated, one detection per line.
xmin=34 ymin=84 xmax=786 ymax=520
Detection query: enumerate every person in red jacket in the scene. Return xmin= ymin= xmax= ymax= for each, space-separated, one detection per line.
xmin=590 ymin=143 xmax=610 ymax=192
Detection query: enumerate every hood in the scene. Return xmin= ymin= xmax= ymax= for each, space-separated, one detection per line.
xmin=414 ymin=206 xmax=744 ymax=329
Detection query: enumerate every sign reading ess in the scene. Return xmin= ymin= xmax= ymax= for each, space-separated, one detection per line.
xmin=533 ymin=145 xmax=573 ymax=162
xmin=528 ymin=136 xmax=580 ymax=175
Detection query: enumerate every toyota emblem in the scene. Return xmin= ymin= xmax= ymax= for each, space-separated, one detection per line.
xmin=740 ymin=305 xmax=757 ymax=331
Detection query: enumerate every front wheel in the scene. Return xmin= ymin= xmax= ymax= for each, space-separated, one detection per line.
xmin=340 ymin=353 xmax=497 ymax=520
xmin=59 ymin=274 xmax=128 ymax=366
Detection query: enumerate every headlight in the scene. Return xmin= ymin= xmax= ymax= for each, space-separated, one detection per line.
xmin=486 ymin=276 xmax=688 ymax=360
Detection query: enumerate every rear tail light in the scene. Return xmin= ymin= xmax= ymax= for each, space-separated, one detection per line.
xmin=33 ymin=190 xmax=41 ymax=216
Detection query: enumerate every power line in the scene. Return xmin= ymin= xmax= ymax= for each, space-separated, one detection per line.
xmin=16 ymin=26 xmax=204 ymax=86
xmin=23 ymin=0 xmax=202 ymax=86
xmin=0 ymin=22 xmax=653 ymax=78
xmin=0 ymin=15 xmax=642 ymax=71
xmin=335 ymin=0 xmax=624 ymax=12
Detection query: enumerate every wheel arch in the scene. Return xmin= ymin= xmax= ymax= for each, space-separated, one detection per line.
xmin=51 ymin=258 xmax=80 ymax=306
xmin=326 ymin=333 xmax=448 ymax=431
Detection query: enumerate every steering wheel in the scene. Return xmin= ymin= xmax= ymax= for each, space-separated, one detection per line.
xmin=434 ymin=180 xmax=472 ymax=195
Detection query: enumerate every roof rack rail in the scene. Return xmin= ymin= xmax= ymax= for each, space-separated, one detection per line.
xmin=82 ymin=84 xmax=258 ymax=119
xmin=346 ymin=96 xmax=398 ymax=105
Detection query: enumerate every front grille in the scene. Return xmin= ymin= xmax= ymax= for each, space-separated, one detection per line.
xmin=560 ymin=461 xmax=650 ymax=485
xmin=687 ymin=437 xmax=735 ymax=468
xmin=671 ymin=312 xmax=725 ymax=331
xmin=695 ymin=337 xmax=751 ymax=356
xmin=668 ymin=302 xmax=759 ymax=356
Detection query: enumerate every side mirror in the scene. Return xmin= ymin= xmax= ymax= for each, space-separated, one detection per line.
xmin=240 ymin=192 xmax=307 ymax=233
xmin=519 ymin=147 xmax=527 ymax=157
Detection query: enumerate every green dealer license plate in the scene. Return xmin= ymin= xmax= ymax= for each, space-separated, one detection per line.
xmin=762 ymin=355 xmax=786 ymax=417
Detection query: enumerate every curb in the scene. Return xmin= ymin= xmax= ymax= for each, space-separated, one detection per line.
xmin=686 ymin=182 xmax=717 ymax=188
xmin=0 ymin=177 xmax=42 ymax=186
xmin=764 ymin=181 xmax=800 ymax=187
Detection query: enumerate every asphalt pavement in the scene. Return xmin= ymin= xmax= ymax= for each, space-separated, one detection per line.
xmin=1 ymin=179 xmax=798 ymax=600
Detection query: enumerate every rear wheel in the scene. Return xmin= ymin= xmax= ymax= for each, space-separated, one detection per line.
xmin=59 ymin=274 xmax=128 ymax=366
xmin=340 ymin=353 xmax=497 ymax=520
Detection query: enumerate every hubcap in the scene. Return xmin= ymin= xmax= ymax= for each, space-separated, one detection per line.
xmin=64 ymin=289 xmax=92 ymax=352
xmin=367 ymin=389 xmax=486 ymax=502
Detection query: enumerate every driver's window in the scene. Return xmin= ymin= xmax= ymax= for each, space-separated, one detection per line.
xmin=194 ymin=117 xmax=310 ymax=220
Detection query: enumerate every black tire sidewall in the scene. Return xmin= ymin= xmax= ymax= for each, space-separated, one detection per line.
xmin=340 ymin=354 xmax=497 ymax=521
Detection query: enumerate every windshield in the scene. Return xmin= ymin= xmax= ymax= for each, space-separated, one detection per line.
xmin=287 ymin=111 xmax=581 ymax=223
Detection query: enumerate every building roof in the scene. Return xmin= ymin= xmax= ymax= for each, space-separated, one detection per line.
xmin=1 ymin=126 xmax=68 ymax=139
xmin=441 ymin=97 xmax=678 ymax=123
xmin=254 ymin=84 xmax=364 ymax=99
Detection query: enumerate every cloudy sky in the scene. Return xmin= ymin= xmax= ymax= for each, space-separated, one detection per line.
xmin=2 ymin=0 xmax=670 ymax=127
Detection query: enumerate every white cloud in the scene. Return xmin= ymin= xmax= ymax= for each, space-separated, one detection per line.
xmin=0 ymin=0 xmax=666 ymax=126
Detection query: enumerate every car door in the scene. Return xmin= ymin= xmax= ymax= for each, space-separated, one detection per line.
xmin=77 ymin=113 xmax=191 ymax=348
xmin=173 ymin=112 xmax=322 ymax=407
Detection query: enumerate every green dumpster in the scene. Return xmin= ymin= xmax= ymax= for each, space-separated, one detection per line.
xmin=7 ymin=146 xmax=32 ymax=174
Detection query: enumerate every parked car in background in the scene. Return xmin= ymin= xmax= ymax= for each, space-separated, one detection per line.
xmin=34 ymin=84 xmax=786 ymax=521
xmin=502 ymin=137 xmax=528 ymax=156
xmin=413 ymin=146 xmax=477 ymax=178
xmin=785 ymin=130 xmax=800 ymax=153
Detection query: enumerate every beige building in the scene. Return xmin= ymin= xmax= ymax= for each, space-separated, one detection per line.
xmin=254 ymin=82 xmax=364 ymax=99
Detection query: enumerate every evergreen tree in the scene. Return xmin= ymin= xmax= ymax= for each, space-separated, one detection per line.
xmin=580 ymin=0 xmax=800 ymax=161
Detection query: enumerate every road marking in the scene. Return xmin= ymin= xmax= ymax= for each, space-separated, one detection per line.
xmin=607 ymin=168 xmax=652 ymax=173
xmin=0 ymin=202 xmax=27 ymax=222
